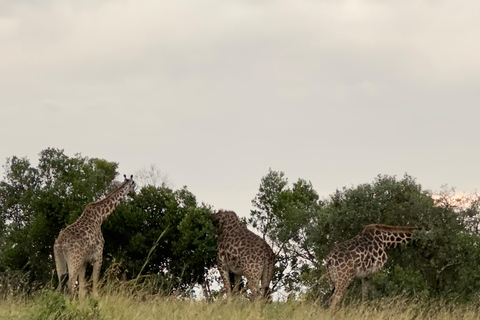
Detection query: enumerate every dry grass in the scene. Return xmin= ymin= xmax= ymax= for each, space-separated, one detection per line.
xmin=2 ymin=290 xmax=480 ymax=320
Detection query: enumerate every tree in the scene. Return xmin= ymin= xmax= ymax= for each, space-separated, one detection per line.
xmin=0 ymin=148 xmax=217 ymax=297
xmin=0 ymin=148 xmax=118 ymax=288
xmin=134 ymin=164 xmax=172 ymax=188
xmin=103 ymin=185 xmax=217 ymax=296
xmin=249 ymin=171 xmax=480 ymax=302
xmin=309 ymin=174 xmax=480 ymax=301
xmin=249 ymin=169 xmax=321 ymax=297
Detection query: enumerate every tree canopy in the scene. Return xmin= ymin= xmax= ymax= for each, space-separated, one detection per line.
xmin=2 ymin=149 xmax=480 ymax=302
xmin=248 ymin=170 xmax=480 ymax=301
xmin=0 ymin=148 xmax=216 ymax=297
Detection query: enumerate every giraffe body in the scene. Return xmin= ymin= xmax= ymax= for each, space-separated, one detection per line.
xmin=54 ymin=175 xmax=135 ymax=298
xmin=325 ymin=224 xmax=419 ymax=309
xmin=214 ymin=210 xmax=275 ymax=300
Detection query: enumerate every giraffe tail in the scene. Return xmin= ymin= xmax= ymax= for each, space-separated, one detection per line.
xmin=324 ymin=257 xmax=335 ymax=291
xmin=53 ymin=243 xmax=68 ymax=292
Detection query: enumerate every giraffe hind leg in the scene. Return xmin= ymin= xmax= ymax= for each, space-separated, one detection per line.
xmin=67 ymin=259 xmax=83 ymax=298
xmin=92 ymin=256 xmax=103 ymax=298
xmin=244 ymin=269 xmax=262 ymax=301
xmin=77 ymin=263 xmax=87 ymax=299
xmin=261 ymin=262 xmax=274 ymax=300
xmin=230 ymin=272 xmax=244 ymax=295
xmin=328 ymin=272 xmax=355 ymax=311
xmin=217 ymin=261 xmax=232 ymax=297
xmin=58 ymin=274 xmax=68 ymax=292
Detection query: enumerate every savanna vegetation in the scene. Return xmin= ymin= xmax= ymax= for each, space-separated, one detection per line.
xmin=1 ymin=148 xmax=480 ymax=319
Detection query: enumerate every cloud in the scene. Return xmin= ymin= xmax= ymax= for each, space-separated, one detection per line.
xmin=3 ymin=0 xmax=480 ymax=90
xmin=1 ymin=0 xmax=480 ymax=216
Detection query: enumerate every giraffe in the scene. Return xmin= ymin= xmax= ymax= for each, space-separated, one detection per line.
xmin=213 ymin=210 xmax=275 ymax=300
xmin=53 ymin=174 xmax=136 ymax=298
xmin=325 ymin=224 xmax=420 ymax=310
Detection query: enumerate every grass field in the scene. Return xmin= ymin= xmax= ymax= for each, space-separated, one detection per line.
xmin=2 ymin=290 xmax=480 ymax=320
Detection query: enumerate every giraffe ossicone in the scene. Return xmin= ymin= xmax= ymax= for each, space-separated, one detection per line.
xmin=53 ymin=174 xmax=136 ymax=298
xmin=214 ymin=210 xmax=275 ymax=300
xmin=325 ymin=224 xmax=420 ymax=310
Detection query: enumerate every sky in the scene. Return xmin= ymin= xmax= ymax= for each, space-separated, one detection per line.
xmin=1 ymin=0 xmax=480 ymax=217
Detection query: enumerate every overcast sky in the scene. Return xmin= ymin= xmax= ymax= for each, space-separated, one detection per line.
xmin=1 ymin=0 xmax=479 ymax=216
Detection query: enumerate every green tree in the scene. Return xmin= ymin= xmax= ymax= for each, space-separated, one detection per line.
xmin=0 ymin=148 xmax=118 ymax=288
xmin=103 ymin=185 xmax=217 ymax=296
xmin=249 ymin=169 xmax=321 ymax=297
xmin=0 ymin=148 xmax=217 ymax=297
xmin=310 ymin=174 xmax=480 ymax=301
xmin=249 ymin=171 xmax=480 ymax=301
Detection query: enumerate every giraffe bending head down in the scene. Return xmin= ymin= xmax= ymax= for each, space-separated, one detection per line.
xmin=325 ymin=224 xmax=420 ymax=310
xmin=214 ymin=210 xmax=275 ymax=300
xmin=54 ymin=175 xmax=136 ymax=298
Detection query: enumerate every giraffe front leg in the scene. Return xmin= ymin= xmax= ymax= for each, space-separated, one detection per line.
xmin=92 ymin=256 xmax=103 ymax=298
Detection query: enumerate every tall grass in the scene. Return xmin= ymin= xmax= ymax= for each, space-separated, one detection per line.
xmin=2 ymin=287 xmax=480 ymax=320
xmin=1 ymin=265 xmax=479 ymax=320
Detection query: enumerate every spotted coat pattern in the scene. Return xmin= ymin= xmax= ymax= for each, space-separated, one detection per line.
xmin=53 ymin=175 xmax=135 ymax=298
xmin=214 ymin=210 xmax=275 ymax=300
xmin=325 ymin=224 xmax=419 ymax=310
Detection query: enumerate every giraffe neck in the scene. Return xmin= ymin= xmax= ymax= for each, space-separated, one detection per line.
xmin=80 ymin=180 xmax=131 ymax=226
xmin=364 ymin=224 xmax=418 ymax=249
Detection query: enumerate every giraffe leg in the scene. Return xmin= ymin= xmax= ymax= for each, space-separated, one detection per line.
xmin=261 ymin=261 xmax=274 ymax=300
xmin=244 ymin=268 xmax=262 ymax=300
xmin=92 ymin=256 xmax=103 ymax=298
xmin=230 ymin=273 xmax=244 ymax=295
xmin=329 ymin=272 xmax=354 ymax=311
xmin=361 ymin=278 xmax=369 ymax=302
xmin=77 ymin=262 xmax=87 ymax=299
xmin=67 ymin=260 xmax=81 ymax=298
xmin=217 ymin=261 xmax=232 ymax=297
xmin=329 ymin=281 xmax=349 ymax=311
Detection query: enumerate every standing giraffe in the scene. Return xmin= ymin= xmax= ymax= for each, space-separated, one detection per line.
xmin=54 ymin=175 xmax=135 ymax=298
xmin=214 ymin=210 xmax=275 ymax=300
xmin=325 ymin=224 xmax=419 ymax=310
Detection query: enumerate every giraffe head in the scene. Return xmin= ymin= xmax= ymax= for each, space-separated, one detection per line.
xmin=123 ymin=174 xmax=136 ymax=197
